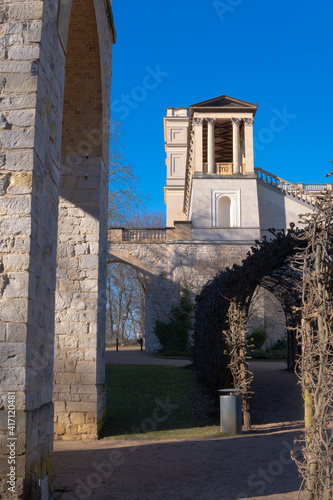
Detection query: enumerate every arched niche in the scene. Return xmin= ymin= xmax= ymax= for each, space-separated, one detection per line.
xmin=213 ymin=190 xmax=240 ymax=228
xmin=218 ymin=196 xmax=231 ymax=227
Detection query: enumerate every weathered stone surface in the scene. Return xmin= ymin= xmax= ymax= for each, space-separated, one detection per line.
xmin=0 ymin=129 xmax=34 ymax=149
xmin=7 ymin=109 xmax=35 ymax=127
xmin=4 ymin=149 xmax=34 ymax=171
xmin=0 ymin=322 xmax=6 ymax=341
xmin=8 ymin=3 xmax=43 ymax=21
xmin=0 ymin=298 xmax=28 ymax=322
xmin=0 ymin=216 xmax=31 ymax=235
xmin=0 ymin=195 xmax=31 ymax=215
xmin=8 ymin=44 xmax=40 ymax=60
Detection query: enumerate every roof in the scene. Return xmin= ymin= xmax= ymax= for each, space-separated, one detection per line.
xmin=190 ymin=95 xmax=258 ymax=114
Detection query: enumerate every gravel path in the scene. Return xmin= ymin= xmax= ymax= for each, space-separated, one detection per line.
xmin=53 ymin=352 xmax=305 ymax=500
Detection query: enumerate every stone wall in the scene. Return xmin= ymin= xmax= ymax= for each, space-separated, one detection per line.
xmin=53 ymin=0 xmax=113 ymax=442
xmin=54 ymin=157 xmax=108 ymax=440
xmin=247 ymin=287 xmax=287 ymax=348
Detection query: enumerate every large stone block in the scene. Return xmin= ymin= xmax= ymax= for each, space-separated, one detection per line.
xmin=8 ymin=3 xmax=43 ymax=21
xmin=8 ymin=45 xmax=40 ymax=61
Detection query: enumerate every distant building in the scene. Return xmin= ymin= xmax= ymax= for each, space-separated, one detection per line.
xmin=164 ymin=95 xmax=328 ymax=238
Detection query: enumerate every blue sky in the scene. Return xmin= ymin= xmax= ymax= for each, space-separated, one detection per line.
xmin=111 ymin=0 xmax=333 ymax=217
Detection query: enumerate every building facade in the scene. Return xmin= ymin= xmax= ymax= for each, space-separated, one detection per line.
xmin=164 ymin=95 xmax=325 ymax=238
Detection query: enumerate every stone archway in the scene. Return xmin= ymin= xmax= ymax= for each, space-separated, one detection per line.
xmin=0 ymin=2 xmax=115 ymax=498
xmin=108 ymin=234 xmax=253 ymax=353
xmin=106 ymin=259 xmax=146 ymax=346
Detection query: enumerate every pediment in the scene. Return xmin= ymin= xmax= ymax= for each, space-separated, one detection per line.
xmin=191 ymin=95 xmax=257 ymax=112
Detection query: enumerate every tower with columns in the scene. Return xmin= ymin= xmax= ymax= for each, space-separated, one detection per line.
xmin=164 ymin=95 xmax=316 ymax=242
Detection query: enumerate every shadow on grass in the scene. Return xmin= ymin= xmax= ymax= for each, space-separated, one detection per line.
xmin=100 ymin=364 xmax=220 ymax=440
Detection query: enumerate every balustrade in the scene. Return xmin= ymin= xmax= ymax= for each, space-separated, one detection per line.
xmin=122 ymin=228 xmax=167 ymax=241
xmin=255 ymin=167 xmax=322 ymax=206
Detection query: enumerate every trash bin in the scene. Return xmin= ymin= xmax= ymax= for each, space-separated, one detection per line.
xmin=218 ymin=389 xmax=242 ymax=435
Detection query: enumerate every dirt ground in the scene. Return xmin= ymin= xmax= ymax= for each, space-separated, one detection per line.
xmin=53 ymin=348 xmax=305 ymax=500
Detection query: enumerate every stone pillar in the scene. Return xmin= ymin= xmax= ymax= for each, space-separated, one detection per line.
xmin=232 ymin=118 xmax=241 ymax=174
xmin=207 ymin=118 xmax=216 ymax=174
xmin=0 ymin=0 xmax=114 ymax=496
xmin=193 ymin=118 xmax=203 ymax=173
xmin=244 ymin=118 xmax=254 ymax=173
xmin=0 ymin=3 xmax=64 ymax=498
xmin=53 ymin=156 xmax=108 ymax=440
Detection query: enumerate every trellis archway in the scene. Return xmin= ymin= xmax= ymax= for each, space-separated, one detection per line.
xmin=193 ymin=227 xmax=305 ymax=426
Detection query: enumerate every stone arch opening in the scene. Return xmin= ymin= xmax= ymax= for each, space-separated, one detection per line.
xmin=213 ymin=191 xmax=240 ymax=227
xmin=106 ymin=260 xmax=146 ymax=347
xmin=53 ymin=0 xmax=111 ymax=442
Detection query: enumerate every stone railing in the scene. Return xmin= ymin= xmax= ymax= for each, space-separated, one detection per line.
xmin=297 ymin=183 xmax=333 ymax=191
xmin=123 ymin=228 xmax=167 ymax=241
xmin=255 ymin=167 xmax=322 ymax=206
xmin=109 ymin=222 xmax=192 ymax=243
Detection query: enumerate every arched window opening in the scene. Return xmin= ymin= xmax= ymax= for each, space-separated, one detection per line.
xmin=218 ymin=196 xmax=231 ymax=227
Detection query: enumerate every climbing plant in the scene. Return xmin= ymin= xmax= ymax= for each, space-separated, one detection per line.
xmin=225 ymin=300 xmax=253 ymax=429
xmin=292 ymin=191 xmax=333 ymax=499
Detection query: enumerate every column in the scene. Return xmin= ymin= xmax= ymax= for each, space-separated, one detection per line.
xmin=231 ymin=118 xmax=241 ymax=174
xmin=207 ymin=118 xmax=216 ymax=174
xmin=244 ymin=118 xmax=254 ymax=173
xmin=193 ymin=117 xmax=203 ymax=172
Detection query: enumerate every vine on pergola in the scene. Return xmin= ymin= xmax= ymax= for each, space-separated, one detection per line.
xmin=292 ymin=191 xmax=333 ymax=499
xmin=193 ymin=226 xmax=304 ymax=428
xmin=225 ymin=299 xmax=253 ymax=429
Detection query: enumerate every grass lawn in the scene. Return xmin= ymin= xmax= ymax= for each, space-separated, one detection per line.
xmin=100 ymin=365 xmax=222 ymax=441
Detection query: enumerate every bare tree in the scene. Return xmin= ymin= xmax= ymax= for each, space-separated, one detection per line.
xmin=107 ymin=120 xmax=166 ymax=344
xmin=125 ymin=209 xmax=165 ymax=229
xmin=108 ymin=119 xmax=147 ymax=226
